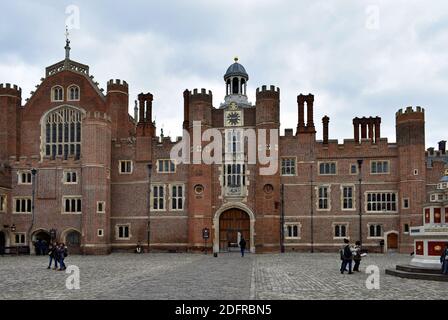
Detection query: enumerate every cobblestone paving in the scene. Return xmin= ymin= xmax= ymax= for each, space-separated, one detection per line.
xmin=0 ymin=252 xmax=446 ymax=300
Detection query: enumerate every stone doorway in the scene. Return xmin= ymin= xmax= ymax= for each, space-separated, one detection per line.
xmin=387 ymin=232 xmax=398 ymax=251
xmin=219 ymin=209 xmax=250 ymax=252
xmin=31 ymin=230 xmax=51 ymax=255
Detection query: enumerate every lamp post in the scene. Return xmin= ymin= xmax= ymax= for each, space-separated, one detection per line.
xmin=357 ymin=160 xmax=363 ymax=245
xmin=147 ymin=163 xmax=152 ymax=253
xmin=28 ymin=168 xmax=37 ymax=254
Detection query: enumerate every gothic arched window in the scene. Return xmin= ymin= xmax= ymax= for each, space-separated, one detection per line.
xmin=68 ymin=85 xmax=80 ymax=101
xmin=52 ymin=86 xmax=64 ymax=102
xmin=43 ymin=106 xmax=82 ymax=159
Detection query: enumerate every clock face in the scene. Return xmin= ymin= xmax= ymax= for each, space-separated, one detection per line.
xmin=226 ymin=111 xmax=241 ymax=126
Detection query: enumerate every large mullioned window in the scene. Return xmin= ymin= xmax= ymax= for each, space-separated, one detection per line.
xmin=44 ymin=106 xmax=82 ymax=160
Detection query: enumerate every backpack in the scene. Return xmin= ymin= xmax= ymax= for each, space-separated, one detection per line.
xmin=63 ymin=248 xmax=68 ymax=258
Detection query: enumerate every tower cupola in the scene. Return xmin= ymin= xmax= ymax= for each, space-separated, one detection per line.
xmin=221 ymin=57 xmax=252 ymax=108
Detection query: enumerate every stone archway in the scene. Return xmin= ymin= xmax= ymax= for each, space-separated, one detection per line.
xmin=213 ymin=203 xmax=255 ymax=253
xmin=31 ymin=229 xmax=51 ymax=255
xmin=61 ymin=228 xmax=82 ymax=254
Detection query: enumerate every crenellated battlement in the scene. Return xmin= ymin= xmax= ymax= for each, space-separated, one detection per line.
xmin=83 ymin=111 xmax=112 ymax=122
xmin=107 ymin=79 xmax=129 ymax=93
xmin=0 ymin=83 xmax=22 ymax=97
xmin=9 ymin=154 xmax=81 ymax=168
xmin=256 ymin=85 xmax=280 ymax=95
xmin=189 ymin=88 xmax=213 ymax=103
xmin=396 ymin=106 xmax=425 ymax=117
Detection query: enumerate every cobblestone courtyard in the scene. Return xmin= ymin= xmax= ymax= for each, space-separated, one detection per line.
xmin=0 ymin=252 xmax=447 ymax=300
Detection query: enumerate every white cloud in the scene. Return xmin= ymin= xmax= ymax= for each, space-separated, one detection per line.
xmin=1 ymin=0 xmax=447 ymax=148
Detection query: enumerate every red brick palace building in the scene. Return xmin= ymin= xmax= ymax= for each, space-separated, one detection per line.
xmin=0 ymin=39 xmax=447 ymax=254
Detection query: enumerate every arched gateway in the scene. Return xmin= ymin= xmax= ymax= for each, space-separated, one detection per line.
xmin=213 ymin=204 xmax=255 ymax=253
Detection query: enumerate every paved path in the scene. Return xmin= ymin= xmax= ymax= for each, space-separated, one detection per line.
xmin=0 ymin=252 xmax=446 ymax=300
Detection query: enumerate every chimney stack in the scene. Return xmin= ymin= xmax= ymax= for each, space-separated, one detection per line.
xmin=353 ymin=117 xmax=360 ymax=143
xmin=306 ymin=94 xmax=315 ymax=131
xmin=322 ymin=116 xmax=329 ymax=144
xmin=183 ymin=89 xmax=190 ymax=130
xmin=439 ymin=140 xmax=447 ymax=153
xmin=297 ymin=94 xmax=305 ymax=134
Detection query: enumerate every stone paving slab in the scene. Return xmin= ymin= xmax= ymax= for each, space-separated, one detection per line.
xmin=0 ymin=252 xmax=446 ymax=300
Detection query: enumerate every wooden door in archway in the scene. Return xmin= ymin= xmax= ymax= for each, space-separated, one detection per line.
xmin=387 ymin=233 xmax=398 ymax=250
xmin=219 ymin=209 xmax=250 ymax=252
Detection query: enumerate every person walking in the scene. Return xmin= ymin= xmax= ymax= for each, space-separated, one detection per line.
xmin=239 ymin=236 xmax=247 ymax=257
xmin=353 ymin=241 xmax=362 ymax=272
xmin=48 ymin=242 xmax=58 ymax=270
xmin=340 ymin=238 xmax=353 ymax=274
xmin=57 ymin=243 xmax=67 ymax=271
xmin=441 ymin=243 xmax=448 ymax=275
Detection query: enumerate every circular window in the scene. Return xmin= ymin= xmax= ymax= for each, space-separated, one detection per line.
xmin=263 ymin=184 xmax=274 ymax=194
xmin=194 ymin=184 xmax=204 ymax=195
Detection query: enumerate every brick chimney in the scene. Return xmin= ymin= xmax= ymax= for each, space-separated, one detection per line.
xmin=297 ymin=94 xmax=305 ymax=134
xmin=439 ymin=140 xmax=447 ymax=153
xmin=322 ymin=116 xmax=329 ymax=144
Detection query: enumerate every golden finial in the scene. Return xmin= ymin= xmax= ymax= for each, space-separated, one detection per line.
xmin=234 ymin=56 xmax=239 ymax=62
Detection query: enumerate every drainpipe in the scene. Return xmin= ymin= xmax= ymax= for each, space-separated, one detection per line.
xmin=310 ymin=163 xmax=314 ymax=253
xmin=28 ymin=168 xmax=37 ymax=254
xmin=280 ymin=184 xmax=285 ymax=253
xmin=147 ymin=163 xmax=152 ymax=253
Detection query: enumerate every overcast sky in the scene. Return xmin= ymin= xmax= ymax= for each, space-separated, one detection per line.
xmin=0 ymin=0 xmax=447 ymax=148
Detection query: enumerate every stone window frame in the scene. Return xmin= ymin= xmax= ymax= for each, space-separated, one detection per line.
xmin=97 ymin=201 xmax=106 ymax=214
xmin=333 ymin=222 xmax=349 ymax=239
xmin=318 ymin=161 xmax=337 ymax=176
xmin=403 ymin=223 xmax=410 ymax=234
xmin=349 ymin=163 xmax=358 ymax=175
xmin=402 ymin=197 xmax=410 ymax=209
xmin=62 ymin=196 xmax=82 ymax=214
xmin=67 ymin=84 xmax=80 ymax=101
xmin=367 ymin=223 xmax=383 ymax=239
xmin=284 ymin=222 xmax=301 ymax=239
xmin=12 ymin=197 xmax=32 ymax=214
xmin=157 ymin=159 xmax=176 ymax=174
xmin=169 ymin=183 xmax=185 ymax=211
xmin=14 ymin=232 xmax=26 ymax=245
xmin=365 ymin=190 xmax=398 ymax=213
xmin=316 ymin=184 xmax=331 ymax=211
xmin=341 ymin=184 xmax=356 ymax=211
xmin=370 ymin=160 xmax=391 ymax=175
xmin=63 ymin=169 xmax=78 ymax=184
xmin=115 ymin=224 xmax=131 ymax=240
xmin=151 ymin=184 xmax=166 ymax=212
xmin=97 ymin=229 xmax=104 ymax=237
xmin=281 ymin=157 xmax=297 ymax=176
xmin=17 ymin=170 xmax=32 ymax=185
xmin=42 ymin=105 xmax=83 ymax=160
xmin=0 ymin=194 xmax=6 ymax=213
xmin=51 ymin=85 xmax=64 ymax=102
xmin=118 ymin=160 xmax=133 ymax=175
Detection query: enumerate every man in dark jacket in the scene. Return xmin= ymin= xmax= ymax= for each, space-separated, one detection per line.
xmin=340 ymin=238 xmax=353 ymax=274
xmin=441 ymin=243 xmax=448 ymax=275
xmin=239 ymin=237 xmax=247 ymax=257
xmin=48 ymin=242 xmax=58 ymax=270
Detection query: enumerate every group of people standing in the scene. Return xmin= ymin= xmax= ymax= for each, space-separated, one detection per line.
xmin=47 ymin=242 xmax=68 ymax=271
xmin=33 ymin=239 xmax=49 ymax=255
xmin=340 ymin=239 xmax=362 ymax=274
